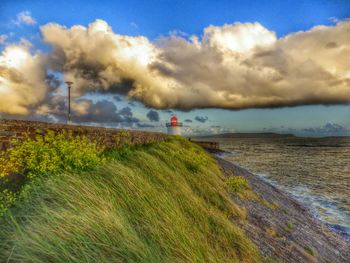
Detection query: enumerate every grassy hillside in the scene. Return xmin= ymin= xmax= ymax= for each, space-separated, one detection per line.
xmin=0 ymin=136 xmax=260 ymax=262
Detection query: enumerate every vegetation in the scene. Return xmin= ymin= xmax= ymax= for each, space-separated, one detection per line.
xmin=0 ymin=130 xmax=105 ymax=216
xmin=0 ymin=135 xmax=261 ymax=262
xmin=260 ymin=199 xmax=280 ymax=210
xmin=226 ymin=176 xmax=250 ymax=193
xmin=304 ymin=246 xmax=316 ymax=257
xmin=266 ymin=227 xmax=282 ymax=239
xmin=226 ymin=176 xmax=280 ymax=210
xmin=114 ymin=130 xmax=133 ymax=147
xmin=286 ymin=221 xmax=294 ymax=232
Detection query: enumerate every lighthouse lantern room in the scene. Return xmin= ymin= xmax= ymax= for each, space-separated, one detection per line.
xmin=166 ymin=116 xmax=183 ymax=135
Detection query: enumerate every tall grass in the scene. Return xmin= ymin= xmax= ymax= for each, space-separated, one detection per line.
xmin=0 ymin=137 xmax=260 ymax=262
xmin=0 ymin=130 xmax=104 ymax=216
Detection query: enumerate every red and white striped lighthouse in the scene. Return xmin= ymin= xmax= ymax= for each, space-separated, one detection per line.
xmin=166 ymin=116 xmax=183 ymax=135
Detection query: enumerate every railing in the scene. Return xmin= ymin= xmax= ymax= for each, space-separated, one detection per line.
xmin=166 ymin=122 xmax=183 ymax=127
xmin=191 ymin=140 xmax=219 ymax=150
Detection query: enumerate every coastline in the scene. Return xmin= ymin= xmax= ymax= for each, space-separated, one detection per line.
xmin=215 ymin=156 xmax=350 ymax=263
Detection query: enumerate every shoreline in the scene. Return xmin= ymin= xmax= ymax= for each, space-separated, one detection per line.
xmin=215 ymin=156 xmax=350 ymax=263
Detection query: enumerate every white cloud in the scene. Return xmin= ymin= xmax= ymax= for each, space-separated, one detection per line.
xmin=0 ymin=44 xmax=47 ymax=114
xmin=15 ymin=11 xmax=36 ymax=26
xmin=1 ymin=19 xmax=350 ymax=118
xmin=40 ymin=19 xmax=350 ymax=111
xmin=202 ymin=22 xmax=276 ymax=53
xmin=0 ymin=35 xmax=8 ymax=45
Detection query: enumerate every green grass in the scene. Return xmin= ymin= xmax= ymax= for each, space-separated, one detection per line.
xmin=0 ymin=130 xmax=104 ymax=216
xmin=286 ymin=221 xmax=294 ymax=232
xmin=225 ymin=176 xmax=280 ymax=211
xmin=304 ymin=245 xmax=316 ymax=257
xmin=0 ymin=137 xmax=261 ymax=263
xmin=226 ymin=176 xmax=250 ymax=193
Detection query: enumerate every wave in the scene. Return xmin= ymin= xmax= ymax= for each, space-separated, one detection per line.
xmin=254 ymin=173 xmax=350 ymax=244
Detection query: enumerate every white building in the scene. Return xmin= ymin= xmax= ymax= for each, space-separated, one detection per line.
xmin=166 ymin=116 xmax=183 ymax=135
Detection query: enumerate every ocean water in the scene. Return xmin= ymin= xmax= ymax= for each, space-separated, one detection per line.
xmin=212 ymin=136 xmax=350 ymax=243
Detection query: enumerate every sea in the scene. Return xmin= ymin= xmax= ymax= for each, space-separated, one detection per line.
xmin=209 ymin=136 xmax=350 ymax=243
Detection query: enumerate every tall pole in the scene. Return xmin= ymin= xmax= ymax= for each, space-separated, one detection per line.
xmin=65 ymin=81 xmax=73 ymax=124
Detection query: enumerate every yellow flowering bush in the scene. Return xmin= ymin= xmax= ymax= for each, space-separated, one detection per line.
xmin=0 ymin=130 xmax=105 ymax=215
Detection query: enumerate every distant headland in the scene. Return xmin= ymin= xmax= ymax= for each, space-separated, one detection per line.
xmin=196 ymin=132 xmax=296 ymax=139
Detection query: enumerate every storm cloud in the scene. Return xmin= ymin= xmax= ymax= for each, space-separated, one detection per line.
xmin=195 ymin=116 xmax=208 ymax=123
xmin=72 ymin=100 xmax=139 ymax=123
xmin=37 ymin=96 xmax=139 ymax=124
xmin=146 ymin=110 xmax=160 ymax=122
xmin=1 ymin=19 xmax=350 ymax=116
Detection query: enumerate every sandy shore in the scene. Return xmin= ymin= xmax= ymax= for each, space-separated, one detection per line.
xmin=216 ymin=156 xmax=350 ymax=263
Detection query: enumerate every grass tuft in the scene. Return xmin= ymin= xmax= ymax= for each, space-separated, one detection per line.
xmin=226 ymin=176 xmax=250 ymax=193
xmin=286 ymin=221 xmax=294 ymax=232
xmin=304 ymin=246 xmax=317 ymax=256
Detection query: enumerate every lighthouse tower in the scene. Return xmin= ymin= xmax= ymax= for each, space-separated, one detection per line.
xmin=166 ymin=116 xmax=183 ymax=135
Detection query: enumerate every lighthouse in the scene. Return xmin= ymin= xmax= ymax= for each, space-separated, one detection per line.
xmin=166 ymin=116 xmax=183 ymax=135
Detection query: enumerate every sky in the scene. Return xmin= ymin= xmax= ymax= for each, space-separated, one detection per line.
xmin=0 ymin=0 xmax=350 ymax=136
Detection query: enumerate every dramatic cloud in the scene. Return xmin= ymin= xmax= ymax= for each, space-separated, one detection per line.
xmin=86 ymin=103 xmax=139 ymax=124
xmin=146 ymin=110 xmax=160 ymax=122
xmin=41 ymin=20 xmax=167 ymax=99
xmin=40 ymin=19 xmax=350 ymax=111
xmin=38 ymin=97 xmax=139 ymax=124
xmin=0 ymin=44 xmax=48 ymax=115
xmin=195 ymin=116 xmax=208 ymax=123
xmin=1 ymin=19 xmax=350 ymax=119
xmin=15 ymin=11 xmax=36 ymax=26
xmin=153 ymin=21 xmax=350 ymax=109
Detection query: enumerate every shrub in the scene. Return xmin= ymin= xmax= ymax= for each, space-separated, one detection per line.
xmin=0 ymin=189 xmax=16 ymax=215
xmin=226 ymin=176 xmax=250 ymax=193
xmin=0 ymin=130 xmax=104 ymax=215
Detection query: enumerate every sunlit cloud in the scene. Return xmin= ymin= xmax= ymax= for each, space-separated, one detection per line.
xmin=42 ymin=19 xmax=350 ymax=111
xmin=0 ymin=44 xmax=47 ymax=115
xmin=1 ymin=19 xmax=350 ymax=118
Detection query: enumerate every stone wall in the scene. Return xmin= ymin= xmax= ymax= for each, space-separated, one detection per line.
xmin=0 ymin=119 xmax=168 ymax=151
